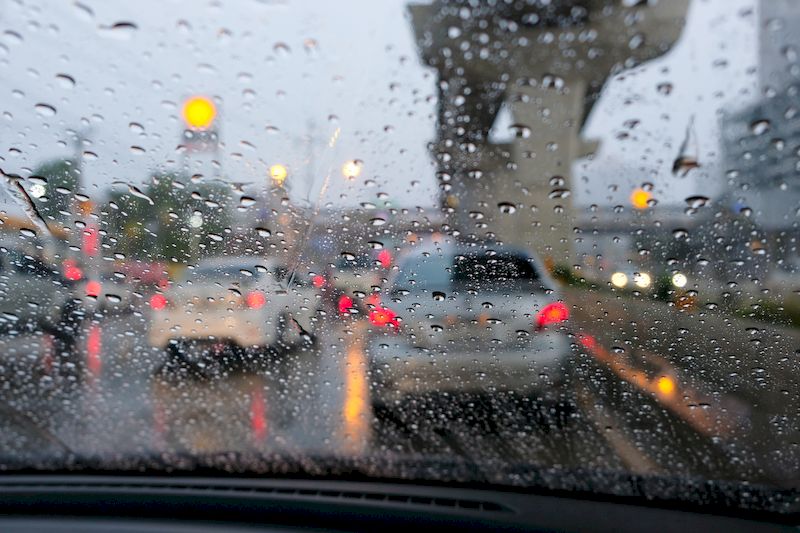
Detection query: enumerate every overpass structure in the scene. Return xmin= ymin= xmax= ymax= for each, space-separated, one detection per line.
xmin=409 ymin=0 xmax=689 ymax=265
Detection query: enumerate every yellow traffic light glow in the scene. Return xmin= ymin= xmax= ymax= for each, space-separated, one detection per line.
xmin=341 ymin=159 xmax=363 ymax=179
xmin=630 ymin=188 xmax=652 ymax=210
xmin=269 ymin=164 xmax=288 ymax=186
xmin=182 ymin=96 xmax=217 ymax=130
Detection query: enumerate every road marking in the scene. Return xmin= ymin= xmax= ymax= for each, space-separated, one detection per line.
xmin=576 ymin=384 xmax=663 ymax=475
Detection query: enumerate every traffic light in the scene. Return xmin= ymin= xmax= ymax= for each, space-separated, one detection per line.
xmin=269 ymin=164 xmax=288 ymax=186
xmin=630 ymin=188 xmax=652 ymax=210
xmin=182 ymin=96 xmax=217 ymax=130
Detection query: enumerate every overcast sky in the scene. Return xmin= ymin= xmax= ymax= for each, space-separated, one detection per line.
xmin=0 ymin=0 xmax=760 ymax=219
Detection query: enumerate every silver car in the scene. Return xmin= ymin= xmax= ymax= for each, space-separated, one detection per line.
xmin=367 ymin=242 xmax=573 ymax=408
xmin=148 ymin=256 xmax=319 ymax=372
xmin=0 ymin=238 xmax=77 ymax=335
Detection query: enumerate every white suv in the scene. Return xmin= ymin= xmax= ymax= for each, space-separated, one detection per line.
xmin=367 ymin=242 xmax=573 ymax=409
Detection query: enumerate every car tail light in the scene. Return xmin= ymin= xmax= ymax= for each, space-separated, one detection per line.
xmin=85 ymin=280 xmax=102 ymax=298
xmin=149 ymin=293 xmax=167 ymax=310
xmin=369 ymin=306 xmax=400 ymax=331
xmin=377 ymin=249 xmax=392 ymax=269
xmin=245 ymin=291 xmax=266 ymax=309
xmin=63 ymin=260 xmax=83 ymax=281
xmin=535 ymin=302 xmax=569 ymax=329
xmin=312 ymin=274 xmax=326 ymax=288
xmin=338 ymin=294 xmax=354 ymax=315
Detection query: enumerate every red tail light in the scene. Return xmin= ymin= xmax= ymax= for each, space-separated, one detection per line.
xmin=312 ymin=274 xmax=326 ymax=288
xmin=246 ymin=291 xmax=267 ymax=309
xmin=63 ymin=260 xmax=83 ymax=281
xmin=369 ymin=306 xmax=400 ymax=331
xmin=149 ymin=293 xmax=167 ymax=310
xmin=338 ymin=294 xmax=354 ymax=315
xmin=377 ymin=249 xmax=392 ymax=269
xmin=85 ymin=280 xmax=102 ymax=298
xmin=535 ymin=302 xmax=569 ymax=329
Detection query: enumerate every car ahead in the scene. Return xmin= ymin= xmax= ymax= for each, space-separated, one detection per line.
xmin=74 ymin=271 xmax=139 ymax=316
xmin=608 ymin=265 xmax=654 ymax=291
xmin=328 ymin=252 xmax=383 ymax=309
xmin=366 ymin=242 xmax=573 ymax=411
xmin=0 ymin=239 xmax=81 ymax=338
xmin=148 ymin=256 xmax=319 ymax=373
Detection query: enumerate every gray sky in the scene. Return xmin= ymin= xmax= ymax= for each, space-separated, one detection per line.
xmin=0 ymin=0 xmax=760 ymax=219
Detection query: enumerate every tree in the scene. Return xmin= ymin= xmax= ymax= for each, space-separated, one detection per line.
xmin=31 ymin=159 xmax=80 ymax=224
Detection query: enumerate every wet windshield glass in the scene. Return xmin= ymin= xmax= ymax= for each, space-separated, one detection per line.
xmin=0 ymin=0 xmax=798 ymax=515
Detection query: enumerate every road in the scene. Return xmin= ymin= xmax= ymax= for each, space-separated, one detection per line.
xmin=0 ymin=291 xmax=795 ymax=488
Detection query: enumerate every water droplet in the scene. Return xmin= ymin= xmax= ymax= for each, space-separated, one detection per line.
xmin=255 ymin=227 xmax=271 ymax=237
xmin=273 ymin=42 xmax=291 ymax=56
xmin=509 ymin=123 xmax=531 ymax=139
xmin=656 ymin=82 xmax=673 ymax=95
xmin=34 ymin=103 xmax=56 ymax=117
xmin=750 ymin=119 xmax=770 ymax=135
xmin=127 ymin=184 xmax=154 ymax=205
xmin=74 ymin=2 xmax=94 ymax=20
xmin=98 ymin=22 xmax=138 ymax=40
xmin=55 ymin=73 xmax=75 ymax=89
xmin=548 ymin=188 xmax=571 ymax=199
xmin=432 ymin=291 xmax=446 ymax=301
xmin=370 ymin=217 xmax=386 ymax=226
xmin=685 ymin=195 xmax=710 ymax=208
xmin=239 ymin=196 xmax=256 ymax=207
xmin=497 ymin=202 xmax=516 ymax=214
xmin=303 ymin=38 xmax=318 ymax=54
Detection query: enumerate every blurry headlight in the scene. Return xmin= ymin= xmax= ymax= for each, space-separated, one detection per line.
xmin=610 ymin=272 xmax=628 ymax=288
xmin=671 ymin=272 xmax=687 ymax=288
xmin=633 ymin=272 xmax=651 ymax=288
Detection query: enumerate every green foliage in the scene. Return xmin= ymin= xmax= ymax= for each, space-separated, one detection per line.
xmin=551 ymin=263 xmax=586 ymax=287
xmin=32 ymin=159 xmax=80 ymax=223
xmin=101 ymin=173 xmax=231 ymax=262
xmin=653 ymin=273 xmax=672 ymax=302
xmin=735 ymin=299 xmax=800 ymax=329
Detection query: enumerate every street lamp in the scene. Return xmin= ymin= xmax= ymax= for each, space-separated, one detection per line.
xmin=341 ymin=159 xmax=363 ymax=180
xmin=269 ymin=164 xmax=288 ymax=187
xmin=182 ymin=96 xmax=217 ymax=130
xmin=189 ymin=212 xmax=203 ymax=228
xmin=29 ymin=183 xmax=46 ymax=199
xmin=630 ymin=188 xmax=652 ymax=210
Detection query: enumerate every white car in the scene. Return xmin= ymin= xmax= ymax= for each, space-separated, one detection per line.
xmin=329 ymin=253 xmax=383 ymax=299
xmin=148 ymin=256 xmax=319 ymax=372
xmin=366 ymin=242 xmax=573 ymax=409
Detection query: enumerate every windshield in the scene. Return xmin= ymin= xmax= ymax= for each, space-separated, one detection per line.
xmin=0 ymin=0 xmax=799 ymax=515
xmin=190 ymin=264 xmax=264 ymax=283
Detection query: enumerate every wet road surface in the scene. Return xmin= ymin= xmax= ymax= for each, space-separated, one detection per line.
xmin=0 ymin=290 xmax=795 ymax=488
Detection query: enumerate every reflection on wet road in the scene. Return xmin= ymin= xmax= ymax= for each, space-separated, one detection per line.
xmin=0 ymin=290 xmax=796 ymax=487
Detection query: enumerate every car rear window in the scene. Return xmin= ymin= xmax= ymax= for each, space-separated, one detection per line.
xmin=452 ymin=253 xmax=539 ymax=286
